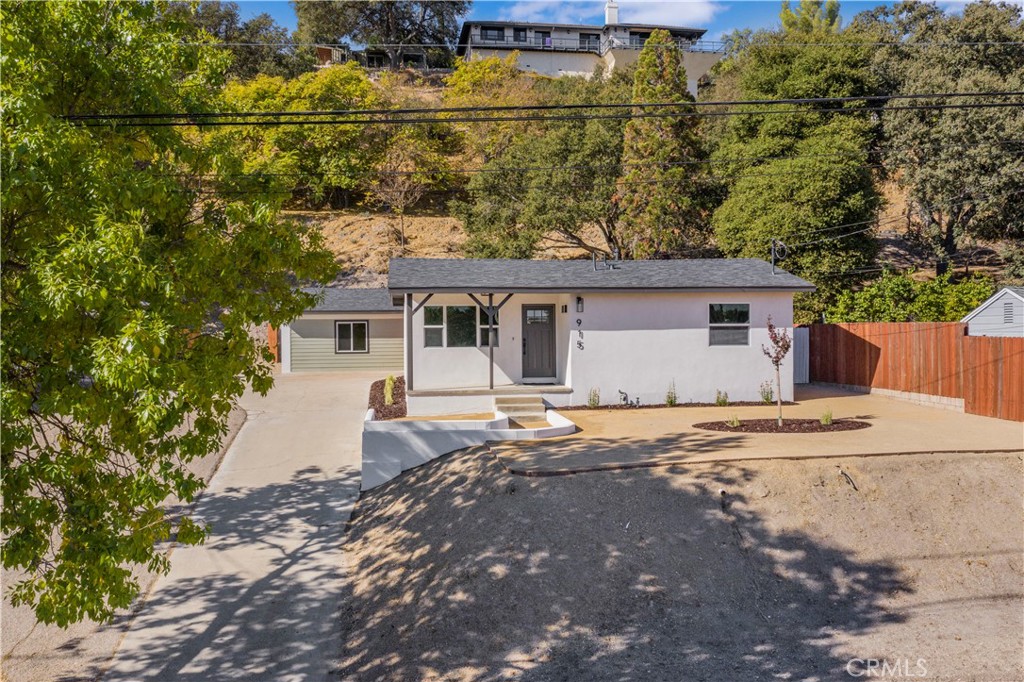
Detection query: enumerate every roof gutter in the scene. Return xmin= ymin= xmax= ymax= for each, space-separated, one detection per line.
xmin=387 ymin=286 xmax=817 ymax=294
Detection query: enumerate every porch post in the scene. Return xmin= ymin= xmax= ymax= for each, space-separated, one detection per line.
xmin=493 ymin=290 xmax=497 ymax=387
xmin=405 ymin=293 xmax=414 ymax=392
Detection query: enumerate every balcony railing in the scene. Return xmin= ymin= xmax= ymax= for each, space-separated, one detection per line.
xmin=473 ymin=35 xmax=603 ymax=53
xmin=469 ymin=35 xmax=725 ymax=55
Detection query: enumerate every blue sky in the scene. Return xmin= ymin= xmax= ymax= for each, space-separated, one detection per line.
xmin=234 ymin=1 xmax=900 ymax=42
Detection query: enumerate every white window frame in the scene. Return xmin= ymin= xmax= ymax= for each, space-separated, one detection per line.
xmin=335 ymin=320 xmax=369 ymax=354
xmin=479 ymin=306 xmax=500 ymax=347
xmin=423 ymin=305 xmax=444 ymax=347
xmin=708 ymin=303 xmax=750 ymax=346
xmin=424 ymin=305 xmax=502 ymax=348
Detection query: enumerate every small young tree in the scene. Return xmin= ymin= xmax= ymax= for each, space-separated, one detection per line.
xmin=367 ymin=127 xmax=450 ymax=250
xmin=761 ymin=316 xmax=793 ymax=426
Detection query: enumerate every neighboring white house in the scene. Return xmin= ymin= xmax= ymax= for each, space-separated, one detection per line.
xmin=387 ymin=258 xmax=814 ymax=415
xmin=961 ymin=286 xmax=1024 ymax=337
xmin=455 ymin=1 xmax=723 ymax=96
xmin=280 ymin=288 xmax=403 ymax=373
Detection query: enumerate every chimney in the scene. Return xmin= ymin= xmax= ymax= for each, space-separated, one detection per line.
xmin=605 ymin=0 xmax=619 ymax=25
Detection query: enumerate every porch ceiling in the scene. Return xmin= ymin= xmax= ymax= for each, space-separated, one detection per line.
xmin=407 ymin=385 xmax=573 ymax=398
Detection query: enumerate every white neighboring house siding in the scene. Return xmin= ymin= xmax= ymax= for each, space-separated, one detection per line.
xmin=470 ymin=47 xmax=601 ymax=78
xmin=286 ymin=312 xmax=404 ymax=372
xmin=464 ymin=24 xmax=718 ymax=95
xmin=407 ymin=290 xmax=796 ymax=404
xmin=964 ymin=289 xmax=1024 ymax=337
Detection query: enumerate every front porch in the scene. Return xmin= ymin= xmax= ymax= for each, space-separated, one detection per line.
xmin=401 ymin=289 xmax=574 ymax=401
xmin=406 ymin=384 xmax=573 ymax=397
xmin=406 ymin=383 xmax=575 ymax=417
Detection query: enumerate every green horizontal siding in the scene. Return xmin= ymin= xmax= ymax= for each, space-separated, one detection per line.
xmin=289 ymin=317 xmax=404 ymax=372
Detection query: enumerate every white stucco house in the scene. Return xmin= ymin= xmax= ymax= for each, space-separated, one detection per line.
xmin=382 ymin=257 xmax=814 ymax=416
xmin=961 ymin=286 xmax=1024 ymax=337
xmin=456 ymin=1 xmax=724 ymax=96
xmin=280 ymin=258 xmax=814 ymax=415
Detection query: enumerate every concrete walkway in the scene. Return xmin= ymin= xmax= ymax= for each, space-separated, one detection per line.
xmin=494 ymin=384 xmax=1024 ymax=475
xmin=104 ymin=372 xmax=378 ymax=682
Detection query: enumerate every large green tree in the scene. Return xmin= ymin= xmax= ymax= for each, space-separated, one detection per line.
xmin=222 ymin=63 xmax=386 ymax=207
xmin=827 ymin=271 xmax=995 ymax=322
xmin=1 ymin=1 xmax=335 ymax=625
xmin=856 ymin=0 xmax=1024 ymax=275
xmin=708 ymin=13 xmax=882 ymax=321
xmin=165 ymin=1 xmax=309 ymax=80
xmin=616 ymin=30 xmax=713 ymax=258
xmin=294 ymin=0 xmax=470 ymax=69
xmin=780 ymin=0 xmax=841 ymax=33
xmin=458 ymin=73 xmax=633 ymax=258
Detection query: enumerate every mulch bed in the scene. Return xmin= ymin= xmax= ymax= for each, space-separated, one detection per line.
xmin=693 ymin=418 xmax=871 ymax=433
xmin=559 ymin=401 xmax=796 ymax=411
xmin=368 ymin=375 xmax=407 ymax=420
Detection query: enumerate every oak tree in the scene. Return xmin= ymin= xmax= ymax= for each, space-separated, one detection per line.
xmin=1 ymin=0 xmax=335 ymax=625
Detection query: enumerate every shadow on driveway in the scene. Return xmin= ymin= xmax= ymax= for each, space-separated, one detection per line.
xmin=103 ymin=466 xmax=358 ymax=682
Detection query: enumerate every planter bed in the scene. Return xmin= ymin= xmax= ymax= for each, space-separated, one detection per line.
xmin=693 ymin=418 xmax=871 ymax=433
xmin=560 ymin=401 xmax=796 ymax=411
xmin=368 ymin=376 xmax=407 ymax=420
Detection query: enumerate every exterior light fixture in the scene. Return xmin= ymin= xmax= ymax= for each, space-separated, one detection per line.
xmin=576 ymin=296 xmax=584 ymax=313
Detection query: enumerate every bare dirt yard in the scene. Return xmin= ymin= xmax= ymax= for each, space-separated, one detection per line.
xmin=338 ymin=448 xmax=1024 ymax=681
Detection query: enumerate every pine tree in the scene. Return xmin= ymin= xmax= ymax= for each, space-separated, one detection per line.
xmin=615 ymin=30 xmax=711 ymax=259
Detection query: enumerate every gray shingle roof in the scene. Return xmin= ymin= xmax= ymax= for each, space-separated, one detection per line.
xmin=301 ymin=287 xmax=401 ymax=313
xmin=387 ymin=258 xmax=815 ymax=293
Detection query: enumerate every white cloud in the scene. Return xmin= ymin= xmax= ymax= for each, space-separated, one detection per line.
xmin=618 ymin=0 xmax=726 ymax=26
xmin=499 ymin=0 xmax=725 ymax=27
xmin=503 ymin=1 xmax=603 ymax=24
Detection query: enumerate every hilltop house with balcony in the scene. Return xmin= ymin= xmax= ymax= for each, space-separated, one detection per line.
xmin=455 ymin=1 xmax=723 ymax=95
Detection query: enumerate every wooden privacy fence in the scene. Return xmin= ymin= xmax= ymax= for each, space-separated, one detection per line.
xmin=809 ymin=322 xmax=1023 ymax=422
xmin=963 ymin=336 xmax=1024 ymax=422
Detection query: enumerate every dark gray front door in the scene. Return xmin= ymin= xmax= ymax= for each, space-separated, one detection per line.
xmin=522 ymin=305 xmax=555 ymax=378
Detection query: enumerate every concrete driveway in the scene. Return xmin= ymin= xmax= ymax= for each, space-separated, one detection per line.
xmin=103 ymin=371 xmax=378 ymax=682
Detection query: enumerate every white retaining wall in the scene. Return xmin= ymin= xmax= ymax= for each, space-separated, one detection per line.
xmin=361 ymin=410 xmax=576 ymax=490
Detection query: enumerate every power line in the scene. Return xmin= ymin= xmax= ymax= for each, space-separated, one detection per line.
xmin=64 ymin=90 xmax=1024 ymax=122
xmin=170 ymin=41 xmax=1024 ymax=48
xmin=72 ymin=100 xmax=1024 ymax=128
xmin=176 ymin=162 xmax=891 ymax=198
xmin=775 ymin=188 xmax=1024 ymax=251
xmin=165 ymin=141 xmax=1023 ymax=182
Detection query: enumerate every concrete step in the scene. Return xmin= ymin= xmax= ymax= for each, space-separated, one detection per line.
xmin=494 ymin=396 xmax=545 ymax=407
xmin=499 ymin=401 xmax=548 ymax=411
xmin=494 ymin=396 xmax=547 ymax=420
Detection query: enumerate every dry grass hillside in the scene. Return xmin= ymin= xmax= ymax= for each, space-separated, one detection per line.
xmin=291 ymin=182 xmax=1016 ymax=288
xmin=289 ymin=209 xmax=596 ymax=287
xmin=288 ymin=210 xmax=466 ymax=287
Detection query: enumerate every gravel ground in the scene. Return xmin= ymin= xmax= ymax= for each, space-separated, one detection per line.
xmin=1 ymin=405 xmax=247 ymax=682
xmin=338 ymin=448 xmax=1024 ymax=681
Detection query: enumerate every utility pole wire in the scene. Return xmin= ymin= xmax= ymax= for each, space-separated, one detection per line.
xmin=63 ymin=90 xmax=1024 ymax=122
xmin=72 ymin=101 xmax=1024 ymax=128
